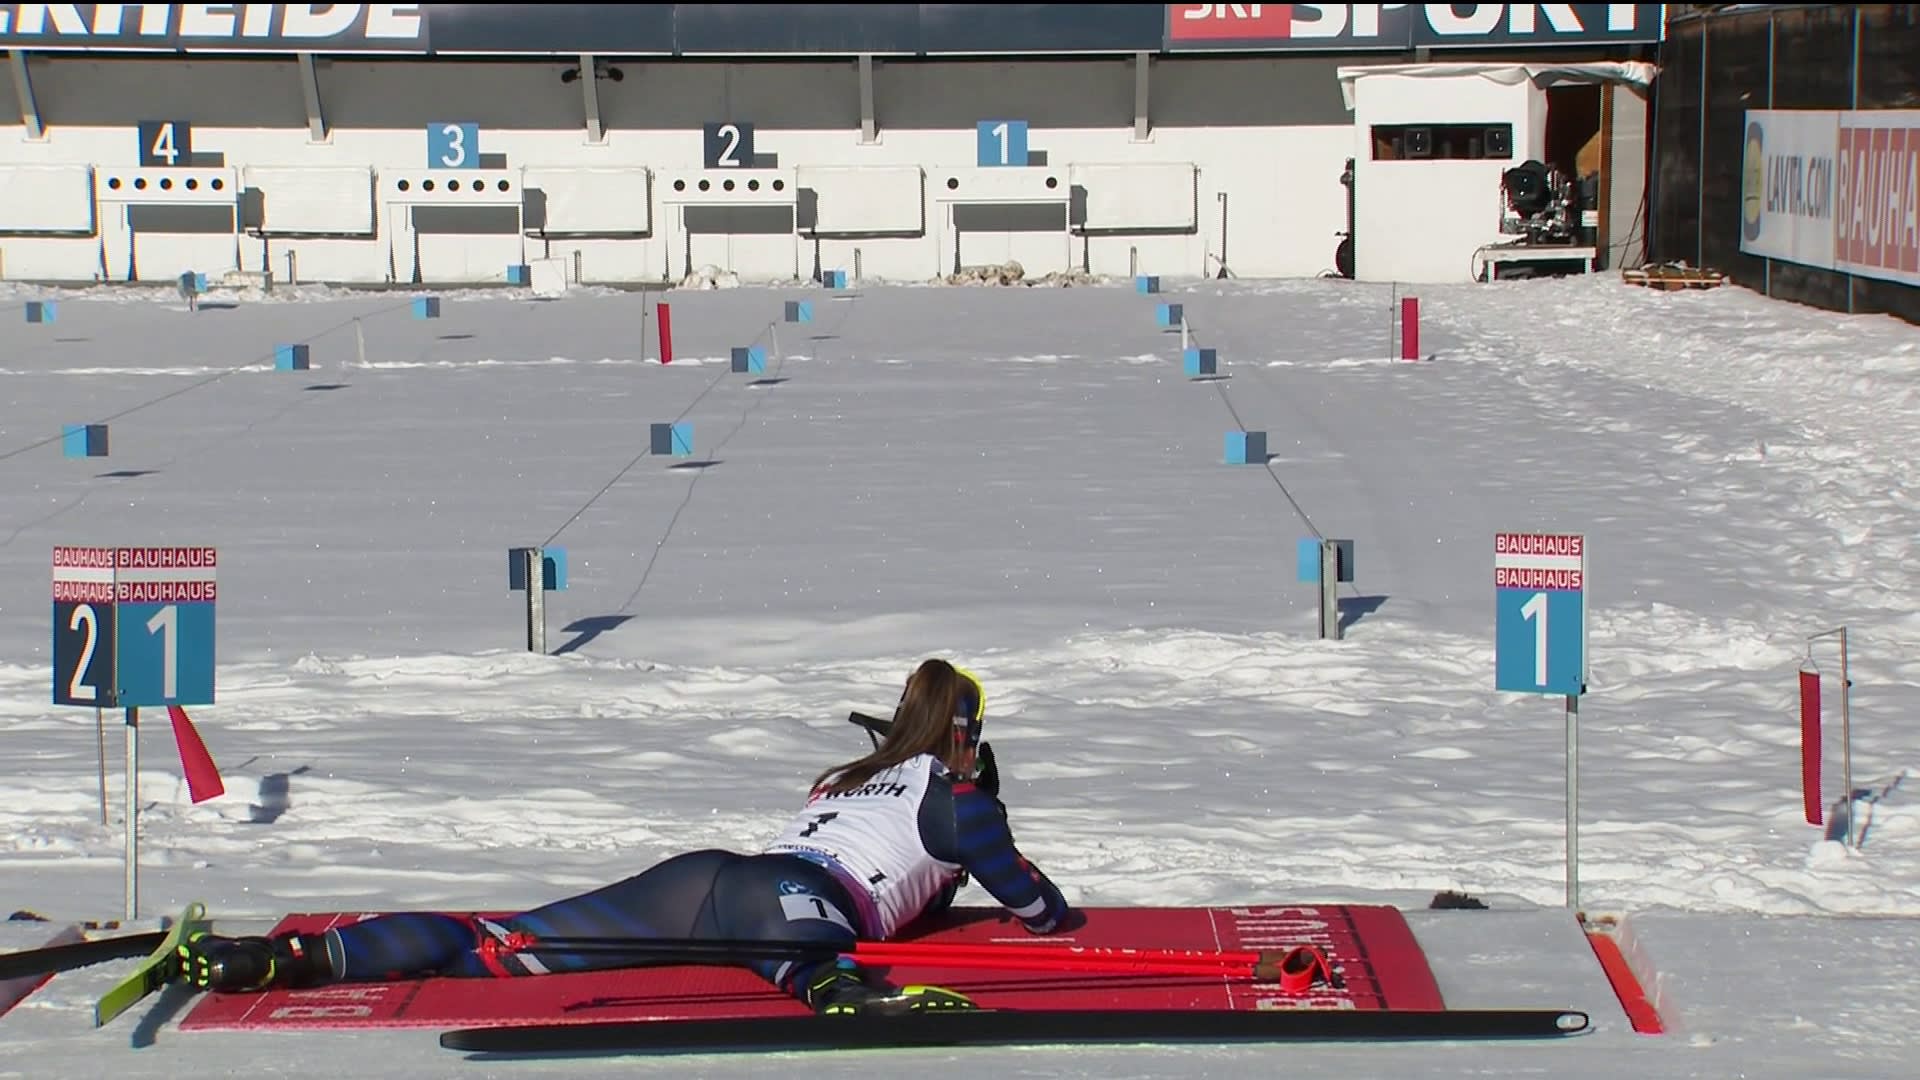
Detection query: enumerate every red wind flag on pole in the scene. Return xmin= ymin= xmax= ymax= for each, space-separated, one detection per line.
xmin=1799 ymin=670 xmax=1822 ymax=826
xmin=167 ymin=706 xmax=225 ymax=804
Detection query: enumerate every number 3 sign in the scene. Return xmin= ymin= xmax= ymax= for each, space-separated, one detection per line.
xmin=427 ymin=123 xmax=481 ymax=169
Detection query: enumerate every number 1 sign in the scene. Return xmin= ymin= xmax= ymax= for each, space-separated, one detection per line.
xmin=1494 ymin=533 xmax=1585 ymax=697
xmin=976 ymin=120 xmax=1029 ymax=167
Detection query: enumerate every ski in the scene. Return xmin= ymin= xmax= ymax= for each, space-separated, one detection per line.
xmin=92 ymin=901 xmax=209 ymax=1028
xmin=0 ymin=929 xmax=167 ymax=983
xmin=439 ymin=1006 xmax=1591 ymax=1056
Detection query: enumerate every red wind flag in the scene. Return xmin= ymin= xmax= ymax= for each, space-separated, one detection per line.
xmin=167 ymin=706 xmax=225 ymax=804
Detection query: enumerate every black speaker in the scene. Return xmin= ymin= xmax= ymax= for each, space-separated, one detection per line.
xmin=1405 ymin=127 xmax=1433 ymax=159
xmin=1485 ymin=126 xmax=1512 ymax=158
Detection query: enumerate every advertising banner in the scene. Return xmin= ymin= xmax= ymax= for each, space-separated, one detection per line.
xmin=1164 ymin=4 xmax=1667 ymax=51
xmin=0 ymin=4 xmax=1665 ymax=57
xmin=1743 ymin=109 xmax=1920 ymax=289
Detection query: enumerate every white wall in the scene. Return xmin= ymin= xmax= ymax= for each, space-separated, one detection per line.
xmin=1604 ymin=83 xmax=1650 ymax=270
xmin=0 ymin=54 xmax=1359 ymax=285
xmin=1349 ymin=71 xmax=1543 ymax=284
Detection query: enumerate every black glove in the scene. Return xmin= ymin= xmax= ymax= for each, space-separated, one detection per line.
xmin=974 ymin=740 xmax=1000 ymax=802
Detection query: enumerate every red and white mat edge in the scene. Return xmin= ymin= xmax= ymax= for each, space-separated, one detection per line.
xmin=177 ymin=903 xmax=1446 ymax=1032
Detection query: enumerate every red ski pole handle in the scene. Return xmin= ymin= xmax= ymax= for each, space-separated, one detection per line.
xmin=853 ymin=942 xmax=1330 ymax=985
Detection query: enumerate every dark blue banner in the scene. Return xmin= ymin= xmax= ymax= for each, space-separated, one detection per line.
xmin=0 ymin=4 xmax=1663 ymax=56
xmin=1166 ymin=4 xmax=1667 ymax=51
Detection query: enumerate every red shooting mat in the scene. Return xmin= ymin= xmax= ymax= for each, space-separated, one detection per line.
xmin=180 ymin=904 xmax=1443 ymax=1031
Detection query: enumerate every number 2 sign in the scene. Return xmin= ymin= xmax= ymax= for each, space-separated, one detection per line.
xmin=53 ymin=597 xmax=116 ymax=706
xmin=1494 ymin=533 xmax=1586 ymax=697
xmin=703 ymin=122 xmax=754 ymax=169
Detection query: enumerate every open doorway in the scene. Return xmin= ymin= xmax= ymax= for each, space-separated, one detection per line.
xmin=1544 ymin=84 xmax=1604 ymax=249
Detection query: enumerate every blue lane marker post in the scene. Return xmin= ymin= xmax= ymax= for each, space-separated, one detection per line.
xmin=651 ymin=422 xmax=693 ymax=458
xmin=731 ymin=346 xmax=767 ymax=375
xmin=62 ymin=424 xmax=109 ymax=458
xmin=1295 ymin=538 xmax=1357 ymax=640
xmin=508 ymin=546 xmax=568 ymax=653
xmin=1224 ymin=430 xmax=1266 ymax=465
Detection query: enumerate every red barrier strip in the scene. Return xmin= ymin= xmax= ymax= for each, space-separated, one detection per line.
xmin=0 ymin=923 xmax=85 ymax=1018
xmin=1584 ymin=928 xmax=1665 ymax=1035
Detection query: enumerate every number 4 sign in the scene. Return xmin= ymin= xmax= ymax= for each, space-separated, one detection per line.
xmin=137 ymin=121 xmax=194 ymax=167
xmin=1494 ymin=532 xmax=1586 ymax=697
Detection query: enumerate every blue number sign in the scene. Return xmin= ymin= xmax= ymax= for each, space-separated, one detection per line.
xmin=118 ymin=597 xmax=216 ymax=706
xmin=976 ymin=120 xmax=1029 ymax=167
xmin=1494 ymin=533 xmax=1585 ymax=696
xmin=427 ymin=123 xmax=480 ymax=169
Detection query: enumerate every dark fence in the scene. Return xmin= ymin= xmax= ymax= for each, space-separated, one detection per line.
xmin=1652 ymin=4 xmax=1920 ymax=324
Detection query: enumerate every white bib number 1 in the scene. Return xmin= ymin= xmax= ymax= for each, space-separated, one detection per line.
xmin=779 ymin=893 xmax=853 ymax=934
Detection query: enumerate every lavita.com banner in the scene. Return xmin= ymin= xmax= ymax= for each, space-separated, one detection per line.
xmin=1742 ymin=110 xmax=1920 ymax=289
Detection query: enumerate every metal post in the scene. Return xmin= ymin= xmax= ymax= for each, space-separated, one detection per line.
xmin=1132 ymin=51 xmax=1151 ymax=142
xmin=1215 ymin=192 xmax=1229 ymax=278
xmin=1808 ymin=626 xmax=1858 ymax=847
xmin=124 ymin=707 xmax=139 ymax=921
xmin=1319 ymin=540 xmax=1342 ymax=642
xmin=1697 ymin=24 xmax=1708 ymax=271
xmin=1848 ymin=9 xmax=1860 ymax=315
xmin=1839 ymin=627 xmax=1855 ymax=847
xmin=579 ymin=53 xmax=604 ymax=145
xmin=858 ymin=55 xmax=876 ymax=144
xmin=296 ymin=52 xmax=327 ymax=142
xmin=96 ymin=706 xmax=109 ymax=827
xmin=354 ymin=318 xmax=367 ymax=368
xmin=9 ymin=50 xmax=44 ymax=141
xmin=1389 ymin=282 xmax=1397 ymax=361
xmin=524 ymin=547 xmax=547 ymax=655
xmin=1566 ymin=693 xmax=1580 ymax=911
xmin=640 ymin=290 xmax=651 ymax=362
xmin=1765 ymin=11 xmax=1774 ymax=298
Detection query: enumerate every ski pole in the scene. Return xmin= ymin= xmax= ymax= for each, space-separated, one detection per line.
xmin=524 ymin=936 xmax=1305 ymax=982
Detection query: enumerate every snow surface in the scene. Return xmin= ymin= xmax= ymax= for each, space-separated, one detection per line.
xmin=0 ymin=273 xmax=1916 ymax=1077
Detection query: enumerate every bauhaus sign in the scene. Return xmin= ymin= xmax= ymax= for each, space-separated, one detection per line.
xmin=1742 ymin=110 xmax=1920 ymax=288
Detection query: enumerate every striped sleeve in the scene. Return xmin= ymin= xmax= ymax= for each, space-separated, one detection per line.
xmin=944 ymin=781 xmax=1070 ymax=934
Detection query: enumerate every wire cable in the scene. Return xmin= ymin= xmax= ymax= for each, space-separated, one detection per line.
xmin=0 ymin=298 xmax=419 ymax=466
